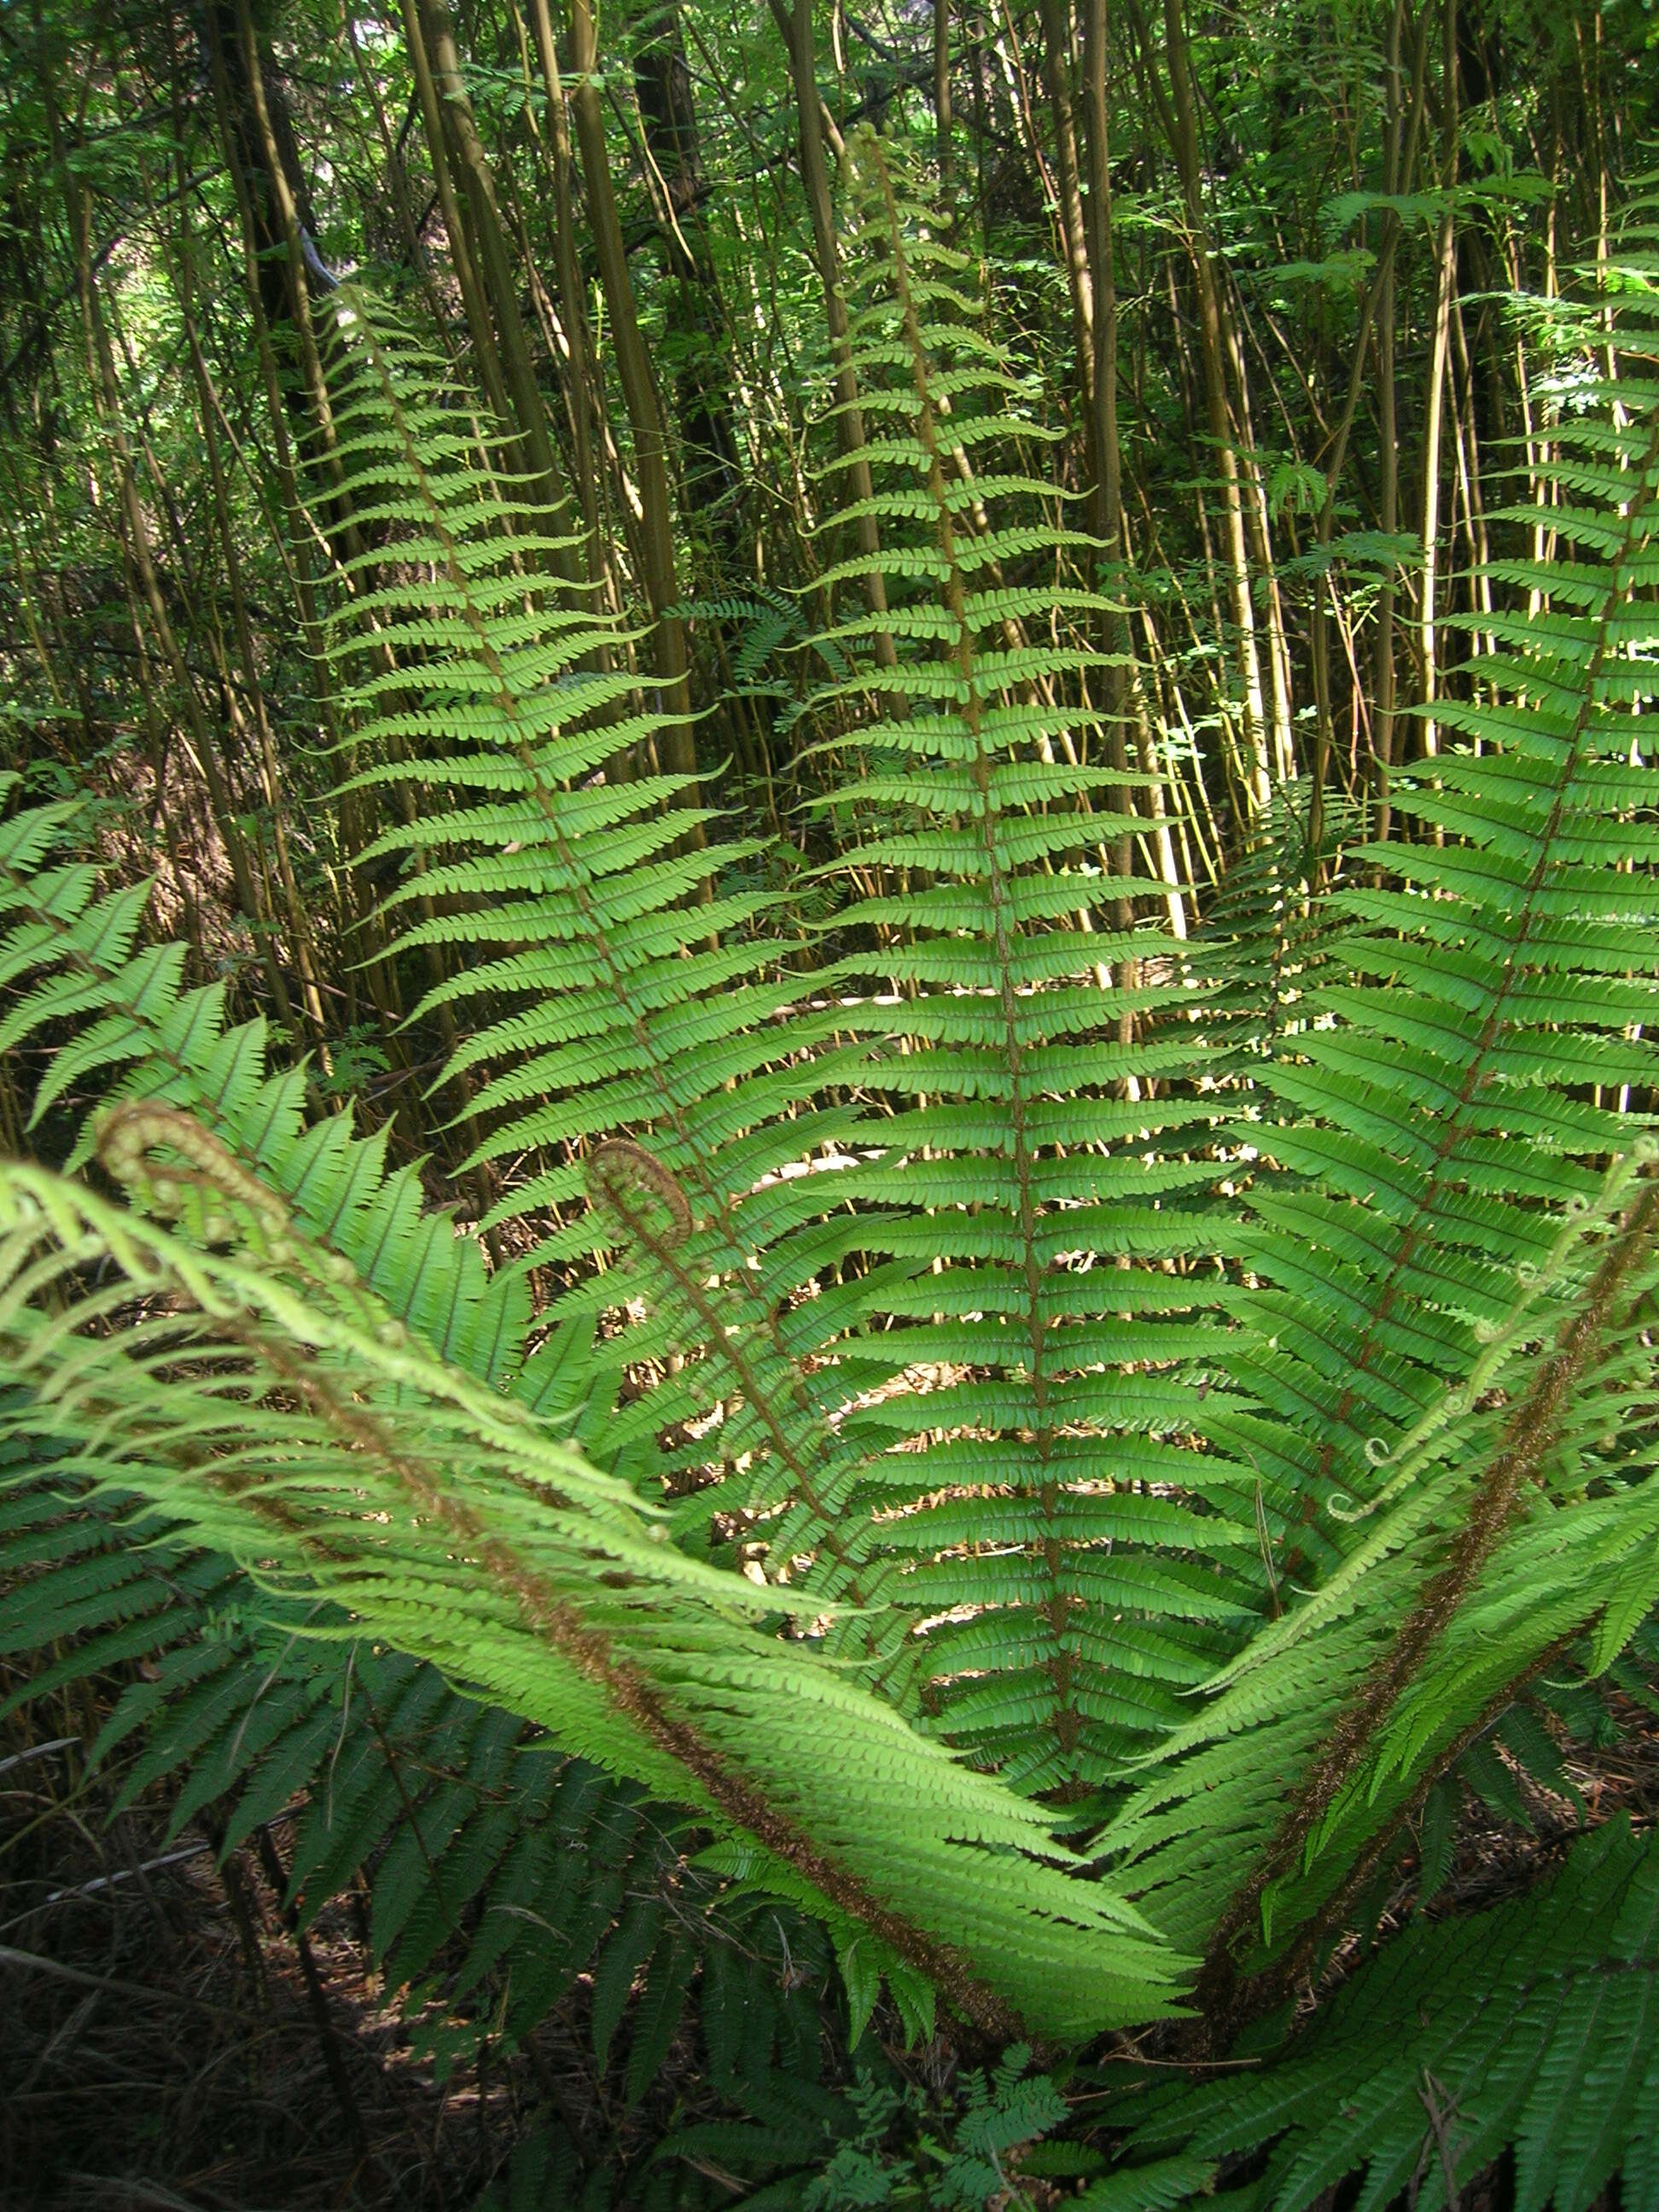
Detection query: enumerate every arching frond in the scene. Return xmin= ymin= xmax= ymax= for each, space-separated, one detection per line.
xmin=0 ymin=1115 xmax=1179 ymax=2038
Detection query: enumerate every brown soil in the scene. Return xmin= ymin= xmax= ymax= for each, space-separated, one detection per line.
xmin=0 ymin=1743 xmax=541 ymax=2210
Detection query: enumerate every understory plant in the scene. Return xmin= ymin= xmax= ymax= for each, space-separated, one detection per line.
xmin=7 ymin=146 xmax=1659 ymax=2210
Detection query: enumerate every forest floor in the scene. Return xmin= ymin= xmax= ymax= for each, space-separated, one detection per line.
xmin=1 ymin=1716 xmax=538 ymax=2210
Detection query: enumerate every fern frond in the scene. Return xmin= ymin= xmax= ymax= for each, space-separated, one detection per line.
xmin=1094 ymin=290 xmax=1659 ymax=1982
xmin=0 ymin=1115 xmax=1180 ymax=2037
xmin=308 ymin=243 xmax=1260 ymax=1819
xmin=1133 ymin=1819 xmax=1659 ymax=2212
xmin=682 ymin=132 xmax=1264 ymax=1799
xmin=0 ymin=1441 xmax=793 ymax=2084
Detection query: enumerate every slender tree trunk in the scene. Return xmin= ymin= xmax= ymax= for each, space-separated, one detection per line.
xmin=1037 ymin=0 xmax=1095 ymax=447
xmin=409 ymin=0 xmax=580 ymax=578
xmin=567 ymin=0 xmax=701 ymax=795
xmin=1372 ymin=0 xmax=1429 ymax=842
xmin=772 ymin=0 xmax=897 ymax=667
xmin=170 ymin=166 xmax=331 ymax=1052
xmin=399 ymin=0 xmax=516 ymax=445
xmin=1081 ymin=0 xmax=1185 ymax=940
xmin=633 ymin=2 xmax=745 ymax=549
xmin=934 ymin=0 xmax=954 ymax=192
xmin=525 ymin=0 xmax=626 ymax=614
xmin=1152 ymin=0 xmax=1271 ymax=810
xmin=1419 ymin=0 xmax=1459 ymax=760
xmin=224 ymin=0 xmax=351 ymax=505
xmin=52 ymin=82 xmax=297 ymax=1037
xmin=209 ymin=0 xmax=327 ymax=338
xmin=345 ymin=10 xmax=452 ymax=338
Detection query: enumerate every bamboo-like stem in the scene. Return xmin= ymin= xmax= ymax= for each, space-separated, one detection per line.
xmin=566 ymin=0 xmax=701 ymax=799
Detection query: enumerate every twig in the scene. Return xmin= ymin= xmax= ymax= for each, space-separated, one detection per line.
xmin=0 ymin=1941 xmax=240 ymax=2019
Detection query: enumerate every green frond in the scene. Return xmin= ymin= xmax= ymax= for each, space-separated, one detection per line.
xmin=1132 ymin=1820 xmax=1659 ymax=2212
xmin=673 ymin=131 xmax=1259 ymax=1798
xmin=0 ymin=1122 xmax=1182 ymax=2037
xmin=0 ymin=1398 xmax=760 ymax=2078
xmin=1092 ymin=317 xmax=1659 ymax=1971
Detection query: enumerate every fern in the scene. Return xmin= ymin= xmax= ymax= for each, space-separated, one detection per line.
xmin=312 ymin=291 xmax=801 ymax=1241
xmin=311 ymin=166 xmax=1263 ymax=1838
xmin=800 ymin=2044 xmax=1067 ymax=2212
xmin=8 ymin=169 xmax=1659 ymax=2212
xmin=576 ymin=136 xmax=1267 ymax=1814
xmin=0 ymin=1112 xmax=1173 ymax=2039
xmin=1128 ymin=1819 xmax=1659 ymax=2212
xmin=1180 ymin=776 xmax=1347 ymax=1063
xmin=0 ymin=783 xmax=981 ymax=2050
xmin=1082 ymin=314 xmax=1659 ymax=2017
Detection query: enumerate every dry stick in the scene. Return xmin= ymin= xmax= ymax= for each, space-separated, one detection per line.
xmin=397 ymin=0 xmax=521 ymax=453
xmin=229 ymin=0 xmax=350 ymax=508
xmin=495 ymin=112 xmax=650 ymax=622
xmin=1051 ymin=0 xmax=1137 ymax=1037
xmin=1306 ymin=208 xmax=1408 ymax=863
xmin=0 ymin=1942 xmax=243 ymax=2020
xmin=632 ymin=2 xmax=746 ymax=537
xmin=345 ymin=9 xmax=455 ymax=342
xmin=1371 ymin=0 xmax=1407 ymax=843
xmin=990 ymin=0 xmax=1059 ymax=217
xmin=1035 ymin=0 xmax=1096 ymax=443
xmin=219 ymin=11 xmax=492 ymax=1161
xmin=1079 ymin=0 xmax=1115 ymax=558
xmin=503 ymin=4 xmax=643 ymax=791
xmin=225 ymin=1 xmax=454 ymax=1053
xmin=1226 ymin=299 xmax=1297 ymax=784
xmin=196 ymin=1815 xmax=270 ymax=2004
xmin=630 ymin=3 xmax=777 ymax=795
xmin=1450 ymin=293 xmax=1497 ymax=674
xmin=252 ymin=1825 xmax=376 ymax=2169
